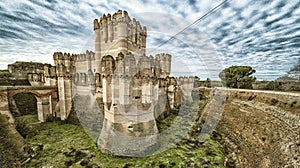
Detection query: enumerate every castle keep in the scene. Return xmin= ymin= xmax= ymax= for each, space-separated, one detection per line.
xmin=3 ymin=10 xmax=196 ymax=156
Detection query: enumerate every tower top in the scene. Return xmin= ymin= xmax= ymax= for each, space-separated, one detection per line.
xmin=93 ymin=10 xmax=146 ymax=33
xmin=94 ymin=10 xmax=147 ymax=59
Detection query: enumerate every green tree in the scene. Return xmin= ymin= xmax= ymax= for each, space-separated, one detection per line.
xmin=219 ymin=66 xmax=256 ymax=89
xmin=204 ymin=78 xmax=211 ymax=88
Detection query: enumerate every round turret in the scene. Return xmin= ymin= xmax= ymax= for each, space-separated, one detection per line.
xmin=107 ymin=13 xmax=111 ymax=22
xmin=101 ymin=14 xmax=107 ymax=25
xmin=94 ymin=19 xmax=99 ymax=30
xmin=53 ymin=52 xmax=59 ymax=60
xmin=57 ymin=52 xmax=63 ymax=60
xmin=115 ymin=10 xmax=123 ymax=21
xmin=63 ymin=53 xmax=69 ymax=60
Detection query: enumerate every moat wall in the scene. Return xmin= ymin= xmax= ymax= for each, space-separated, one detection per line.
xmin=0 ymin=114 xmax=33 ymax=167
xmin=208 ymin=88 xmax=300 ymax=167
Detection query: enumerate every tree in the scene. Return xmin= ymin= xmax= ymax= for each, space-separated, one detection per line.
xmin=219 ymin=66 xmax=256 ymax=89
xmin=204 ymin=78 xmax=211 ymax=88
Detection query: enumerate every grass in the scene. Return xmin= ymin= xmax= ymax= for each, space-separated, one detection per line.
xmin=18 ymin=105 xmax=225 ymax=168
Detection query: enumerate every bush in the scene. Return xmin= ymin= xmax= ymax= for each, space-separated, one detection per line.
xmin=264 ymin=81 xmax=282 ymax=90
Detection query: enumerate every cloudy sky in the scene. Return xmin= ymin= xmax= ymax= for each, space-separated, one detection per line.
xmin=0 ymin=0 xmax=299 ymax=80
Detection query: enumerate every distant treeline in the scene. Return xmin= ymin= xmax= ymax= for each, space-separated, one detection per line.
xmin=196 ymin=78 xmax=300 ymax=91
xmin=253 ymin=81 xmax=300 ymax=91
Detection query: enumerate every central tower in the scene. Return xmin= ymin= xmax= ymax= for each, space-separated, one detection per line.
xmin=93 ymin=10 xmax=147 ymax=61
xmin=92 ymin=10 xmax=179 ymax=157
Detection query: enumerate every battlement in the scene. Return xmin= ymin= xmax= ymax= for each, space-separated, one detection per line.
xmin=53 ymin=51 xmax=96 ymax=66
xmin=74 ymin=50 xmax=95 ymax=62
xmin=155 ymin=53 xmax=172 ymax=60
xmin=175 ymin=76 xmax=196 ymax=84
xmin=94 ymin=10 xmax=146 ymax=35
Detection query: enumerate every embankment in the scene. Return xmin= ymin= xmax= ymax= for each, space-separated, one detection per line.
xmin=204 ymin=88 xmax=300 ymax=167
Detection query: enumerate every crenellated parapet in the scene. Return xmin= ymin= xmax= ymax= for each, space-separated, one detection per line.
xmin=175 ymin=76 xmax=196 ymax=85
xmin=53 ymin=51 xmax=96 ymax=79
xmin=73 ymin=50 xmax=95 ymax=62
xmin=53 ymin=52 xmax=75 ymax=78
xmin=94 ymin=10 xmax=146 ymax=37
xmin=53 ymin=52 xmax=75 ymax=67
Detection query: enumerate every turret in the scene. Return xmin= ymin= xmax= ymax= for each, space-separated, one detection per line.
xmin=115 ymin=10 xmax=123 ymax=21
xmin=63 ymin=53 xmax=70 ymax=67
xmin=102 ymin=14 xmax=108 ymax=43
xmin=107 ymin=14 xmax=113 ymax=42
xmin=139 ymin=55 xmax=152 ymax=76
xmin=53 ymin=52 xmax=59 ymax=65
xmin=165 ymin=53 xmax=172 ymax=75
xmin=94 ymin=18 xmax=101 ymax=60
xmin=94 ymin=19 xmax=99 ymax=30
xmin=141 ymin=26 xmax=147 ymax=49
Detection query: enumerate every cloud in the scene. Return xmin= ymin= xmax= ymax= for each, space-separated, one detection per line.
xmin=0 ymin=0 xmax=299 ymax=80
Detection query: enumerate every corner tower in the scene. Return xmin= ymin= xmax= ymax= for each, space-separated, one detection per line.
xmin=94 ymin=10 xmax=147 ymax=61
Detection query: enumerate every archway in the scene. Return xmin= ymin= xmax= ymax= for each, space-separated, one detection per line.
xmin=12 ymin=92 xmax=37 ymax=117
xmin=8 ymin=89 xmax=53 ymax=122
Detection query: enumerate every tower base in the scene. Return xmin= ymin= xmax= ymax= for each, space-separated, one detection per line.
xmin=97 ymin=119 xmax=159 ymax=157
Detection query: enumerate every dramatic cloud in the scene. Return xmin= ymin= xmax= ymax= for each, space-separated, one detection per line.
xmin=0 ymin=0 xmax=299 ymax=80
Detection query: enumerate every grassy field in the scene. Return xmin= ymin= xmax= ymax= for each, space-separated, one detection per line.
xmin=16 ymin=110 xmax=225 ymax=168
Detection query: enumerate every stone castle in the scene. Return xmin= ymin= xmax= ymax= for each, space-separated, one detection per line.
xmin=4 ymin=10 xmax=196 ymax=156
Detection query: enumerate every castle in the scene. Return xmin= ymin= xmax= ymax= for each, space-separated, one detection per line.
xmin=5 ymin=10 xmax=196 ymax=156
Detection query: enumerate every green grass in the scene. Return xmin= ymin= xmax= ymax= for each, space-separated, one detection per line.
xmin=17 ymin=114 xmax=39 ymax=124
xmin=20 ymin=110 xmax=225 ymax=168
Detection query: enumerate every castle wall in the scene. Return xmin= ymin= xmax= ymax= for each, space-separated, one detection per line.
xmin=8 ymin=62 xmax=51 ymax=81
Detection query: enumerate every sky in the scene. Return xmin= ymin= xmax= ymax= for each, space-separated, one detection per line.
xmin=0 ymin=0 xmax=299 ymax=80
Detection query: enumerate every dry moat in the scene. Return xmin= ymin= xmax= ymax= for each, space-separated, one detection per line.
xmin=1 ymin=88 xmax=300 ymax=167
xmin=1 ymin=92 xmax=225 ymax=168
